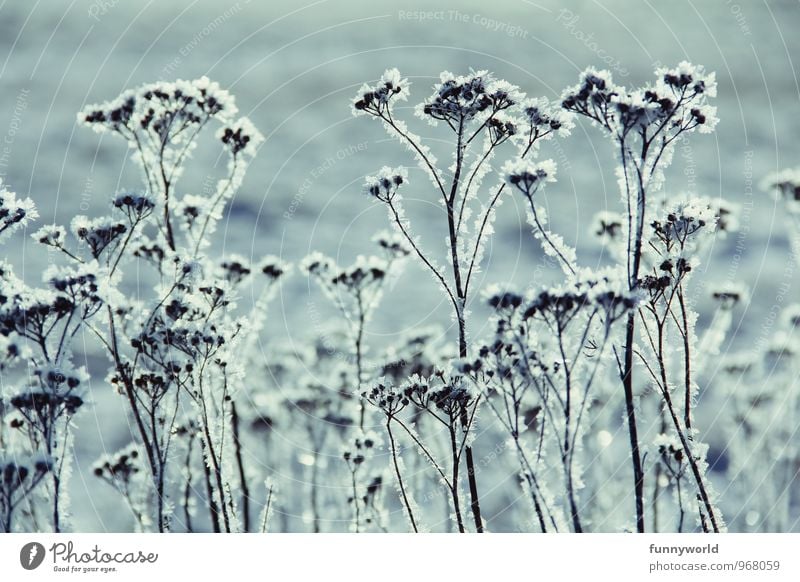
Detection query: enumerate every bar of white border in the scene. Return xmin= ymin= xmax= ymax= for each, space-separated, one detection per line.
xmin=1 ymin=534 xmax=798 ymax=581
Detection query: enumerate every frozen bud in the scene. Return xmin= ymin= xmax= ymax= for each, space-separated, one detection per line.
xmin=363 ymin=166 xmax=407 ymax=203
xmin=764 ymin=332 xmax=800 ymax=366
xmin=372 ymin=230 xmax=411 ymax=259
xmin=522 ymin=97 xmax=575 ymax=138
xmin=592 ymin=211 xmax=624 ymax=242
xmin=710 ymin=282 xmax=748 ymax=310
xmin=93 ymin=442 xmax=144 ymax=485
xmin=218 ymin=117 xmax=264 ymax=157
xmin=71 ymin=215 xmax=127 ymax=259
xmin=762 ymin=168 xmax=800 ymax=214
xmin=352 ymin=68 xmax=410 ymax=117
xmin=503 ymin=159 xmax=557 ymax=196
xmin=417 ymin=70 xmax=522 ymax=127
xmin=780 ymin=304 xmax=800 ymax=330
xmin=219 ymin=254 xmax=252 ymax=285
xmin=486 ymin=112 xmax=520 ymax=144
xmin=658 ymin=61 xmax=717 ymax=98
xmin=561 ymin=68 xmax=618 ymax=125
xmin=650 ymin=198 xmax=716 ymax=247
xmin=485 ymin=285 xmax=524 ymax=311
xmin=720 ymin=353 xmax=756 ymax=376
xmin=0 ymin=184 xmax=38 ymax=241
xmin=80 ymin=91 xmax=136 ymax=132
xmin=112 ymin=192 xmax=155 ymax=222
xmin=300 ymin=251 xmax=336 ymax=277
xmin=331 ymin=256 xmax=389 ymax=290
xmin=259 ymin=255 xmax=290 ymax=280
xmin=31 ymin=224 xmax=66 ymax=247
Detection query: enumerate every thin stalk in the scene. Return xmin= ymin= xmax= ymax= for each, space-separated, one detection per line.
xmin=195 ymin=365 xmax=231 ymax=533
xmin=557 ymin=329 xmax=582 ymax=533
xmin=618 ymin=143 xmax=646 ymax=532
xmin=386 ymin=419 xmax=418 ymax=532
xmin=260 ymin=484 xmax=274 ymax=533
xmin=106 ymin=305 xmax=165 ymax=532
xmin=448 ymin=425 xmax=466 ymax=533
xmin=182 ymin=434 xmax=195 ymax=533
xmin=201 ymin=439 xmax=221 ymax=533
xmin=355 ymin=293 xmax=366 ymax=430
xmin=513 ymin=438 xmax=555 ymax=532
xmin=676 ymin=475 xmax=685 ymax=533
xmin=660 ymin=388 xmax=720 ymax=532
xmin=201 ymin=420 xmax=231 ymax=532
xmin=623 ymin=312 xmax=646 ymax=533
xmin=310 ymin=447 xmax=321 ymax=533
xmin=460 ymin=409 xmax=483 ymax=532
xmin=526 ymin=196 xmax=576 ymax=276
xmin=230 ymin=401 xmax=251 ymax=532
xmin=654 ymin=318 xmax=720 ymax=532
xmin=652 ymin=412 xmax=668 ymax=533
xmin=677 ymin=289 xmax=693 ymax=431
xmin=349 ymin=468 xmax=360 ymax=533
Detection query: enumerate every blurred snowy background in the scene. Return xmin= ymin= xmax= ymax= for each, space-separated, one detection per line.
xmin=0 ymin=0 xmax=798 ymax=531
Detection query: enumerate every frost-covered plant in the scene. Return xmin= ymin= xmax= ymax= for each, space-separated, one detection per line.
xmin=702 ymin=169 xmax=800 ymax=532
xmin=0 ymin=454 xmax=52 ymax=532
xmin=763 ymin=168 xmax=800 ymax=265
xmin=353 ymin=68 xmax=573 ymax=531
xmin=633 ymin=198 xmax=726 ymax=531
xmin=349 ymin=63 xmax=732 ymax=533
xmin=301 ymin=235 xmax=408 ymax=428
xmin=714 ymin=325 xmax=799 ymax=532
xmin=341 ymin=431 xmax=385 ymax=532
xmin=7 ymin=77 xmax=282 ymax=534
xmin=5 ymin=63 xmax=793 ymax=534
xmin=0 ymin=182 xmax=37 ymax=241
xmin=80 ymin=78 xmax=259 ymax=253
xmin=0 ymin=184 xmax=94 ymax=532
xmin=363 ymin=371 xmax=483 ymax=533
xmin=93 ymin=443 xmax=148 ymax=530
xmin=561 ymin=62 xmax=719 ymax=531
xmin=456 ymin=272 xmax=636 ymax=532
xmin=298 ymin=234 xmax=410 ymax=532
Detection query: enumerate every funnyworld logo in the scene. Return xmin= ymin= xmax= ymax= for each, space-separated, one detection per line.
xmin=20 ymin=542 xmax=46 ymax=570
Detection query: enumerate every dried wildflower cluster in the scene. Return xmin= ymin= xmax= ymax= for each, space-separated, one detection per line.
xmin=763 ymin=168 xmax=800 ymax=213
xmin=1 ymin=62 xmax=797 ymax=535
xmin=1 ymin=77 xmax=282 ymax=534
xmin=1 ymin=211 xmax=99 ymax=531
xmin=80 ymin=77 xmax=263 ymax=253
xmin=561 ymin=63 xmax=717 ymax=138
xmin=0 ymin=182 xmax=37 ymax=242
xmin=0 ymin=454 xmax=52 ymax=532
xmin=347 ymin=61 xmax=749 ymax=534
